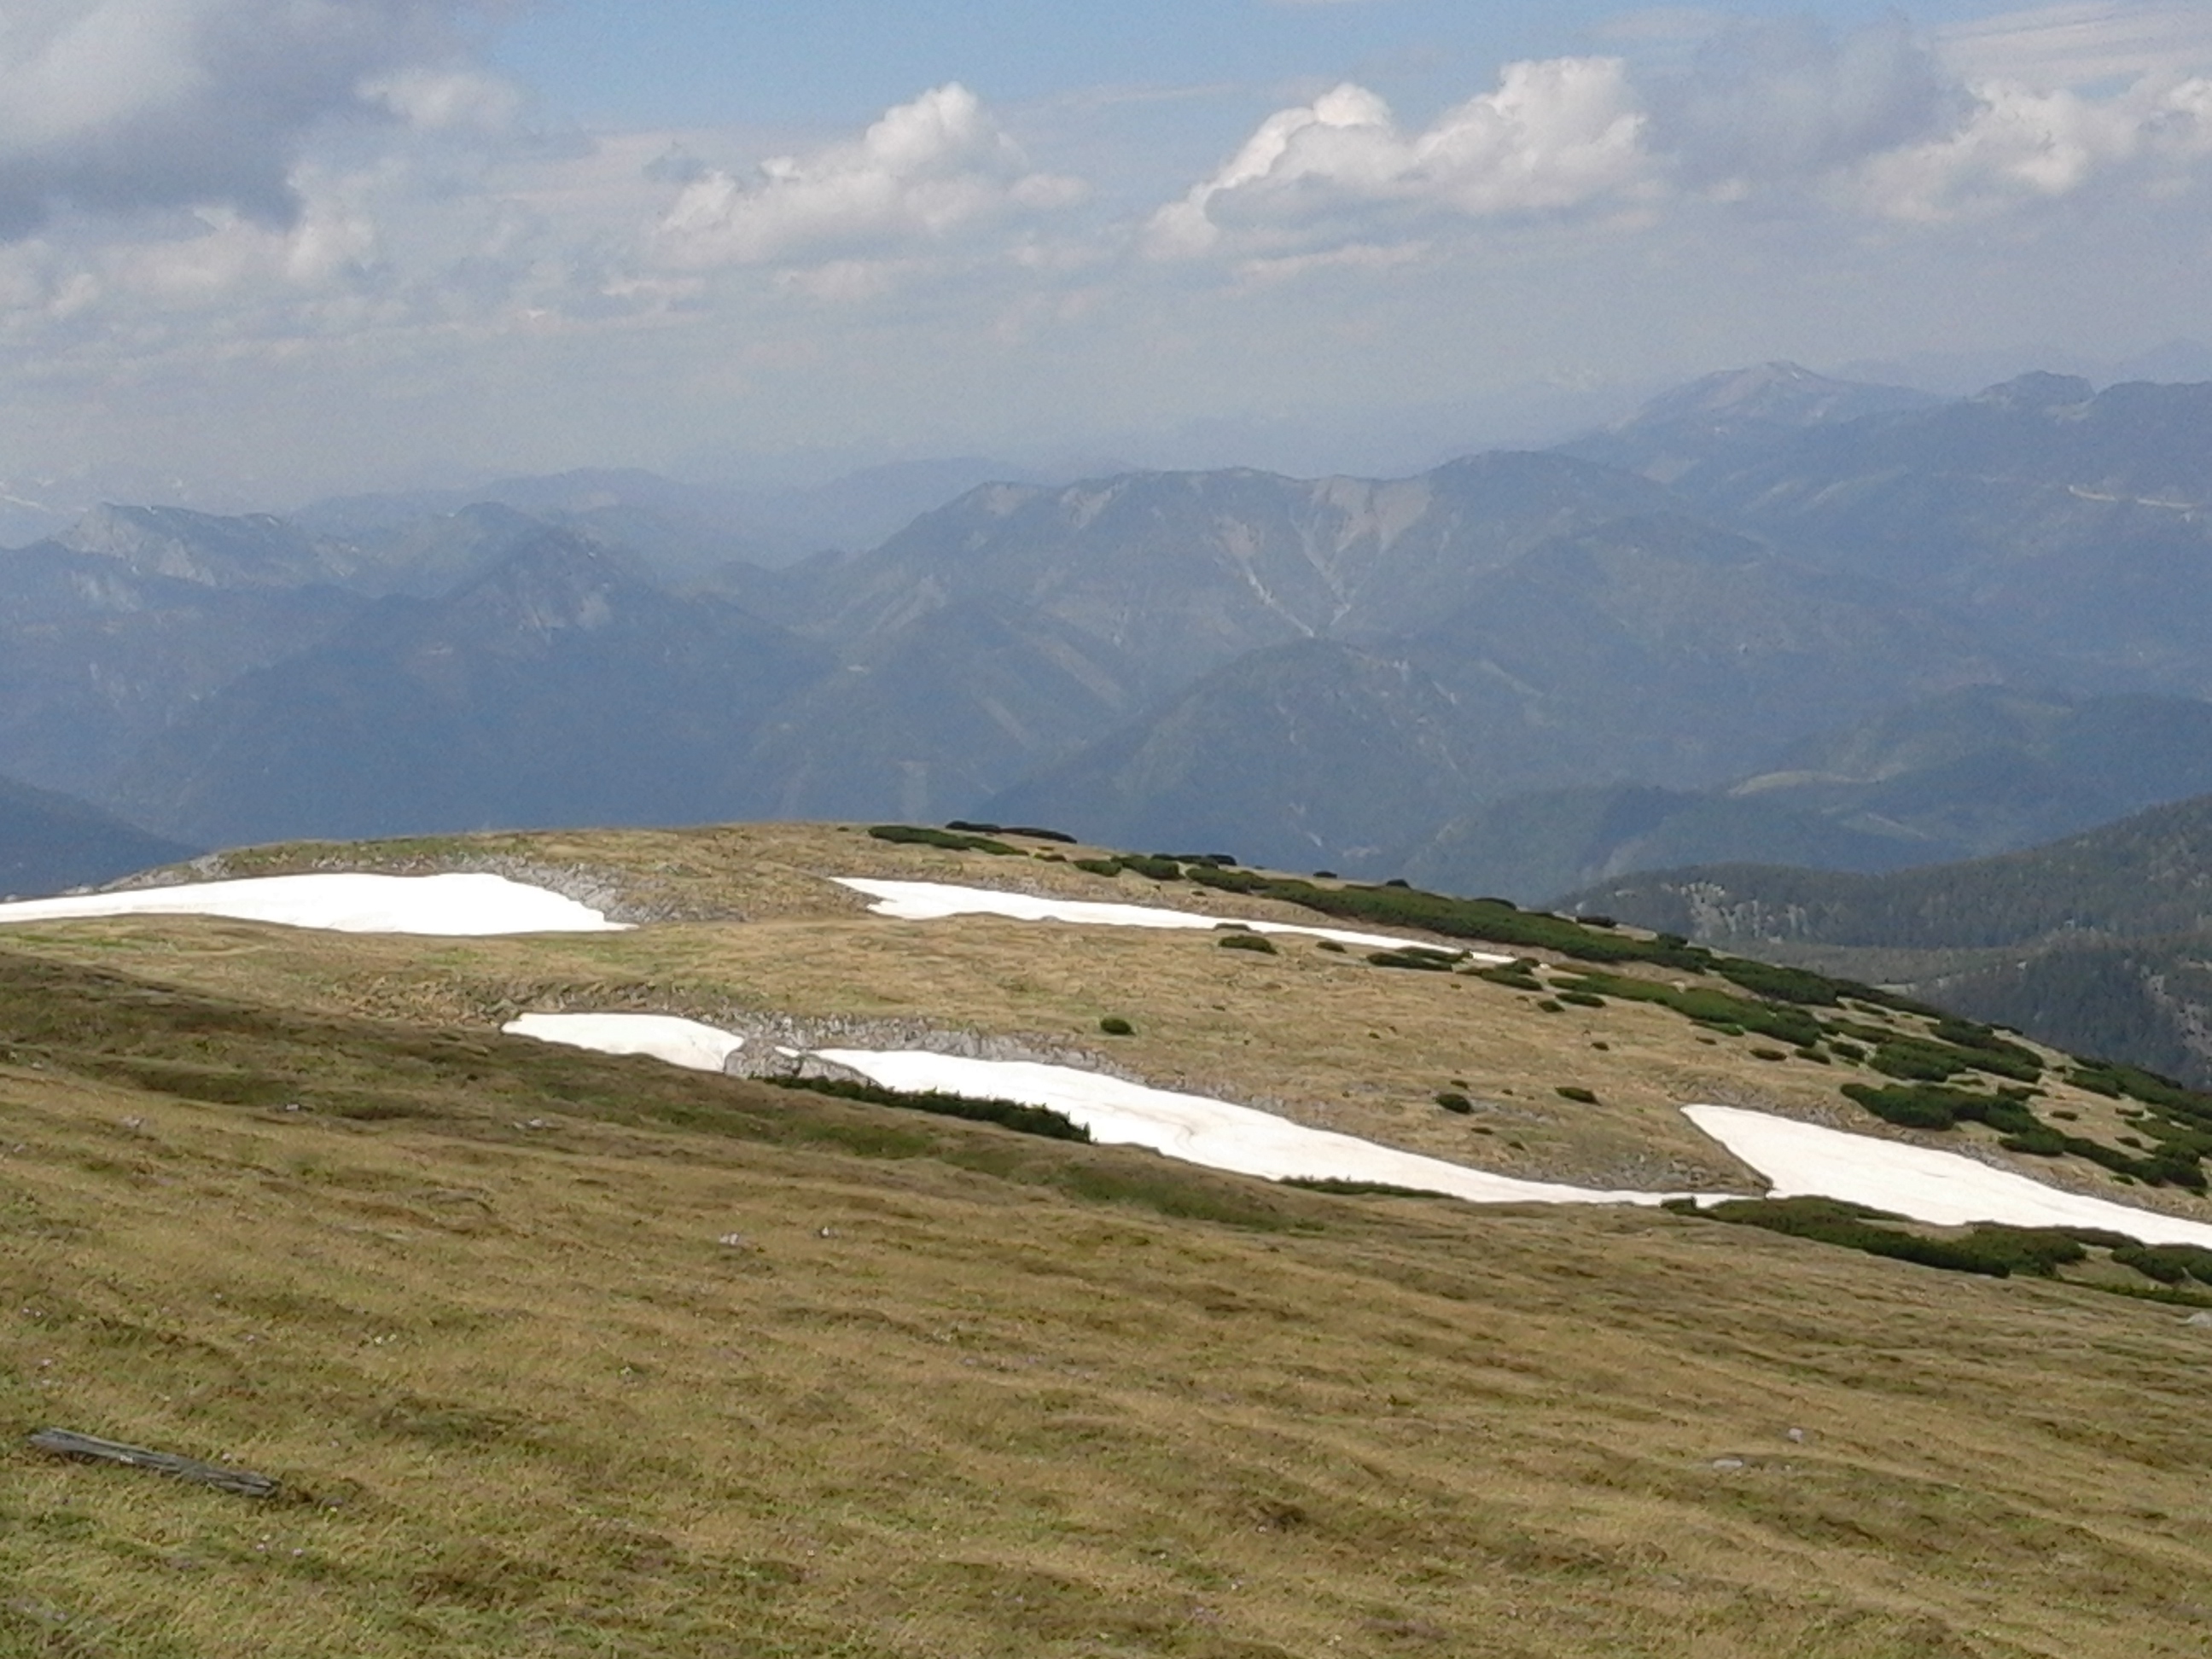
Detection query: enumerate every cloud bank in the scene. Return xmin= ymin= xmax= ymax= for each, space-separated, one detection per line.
xmin=1150 ymin=17 xmax=2212 ymax=259
xmin=2 ymin=5 xmax=2210 ymax=510
xmin=0 ymin=0 xmax=487 ymax=237
xmin=1148 ymin=60 xmax=1650 ymax=257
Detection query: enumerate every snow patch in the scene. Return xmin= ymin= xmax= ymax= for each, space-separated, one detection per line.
xmin=503 ymin=1013 xmax=743 ymax=1073
xmin=0 ymin=873 xmax=628 ymax=936
xmin=816 ymin=1048 xmax=1678 ymax=1207
xmin=834 ymin=877 xmax=1512 ymax=961
xmin=1685 ymin=1104 xmax=2212 ymax=1249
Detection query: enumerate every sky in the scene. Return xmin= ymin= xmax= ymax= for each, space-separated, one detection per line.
xmin=2 ymin=0 xmax=2210 ymax=517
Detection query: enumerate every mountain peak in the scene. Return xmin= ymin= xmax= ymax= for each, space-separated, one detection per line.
xmin=1625 ymin=362 xmax=1934 ymax=432
xmin=55 ymin=503 xmax=354 ymax=589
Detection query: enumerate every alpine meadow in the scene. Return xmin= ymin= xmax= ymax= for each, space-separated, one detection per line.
xmin=9 ymin=3 xmax=2212 ymax=1656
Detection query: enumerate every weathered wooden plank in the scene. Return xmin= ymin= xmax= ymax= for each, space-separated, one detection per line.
xmin=27 ymin=1429 xmax=280 ymax=1498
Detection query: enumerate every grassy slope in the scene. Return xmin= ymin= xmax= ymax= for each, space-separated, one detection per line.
xmin=67 ymin=821 xmax=2212 ymax=1215
xmin=7 ymin=824 xmax=2212 ymax=1655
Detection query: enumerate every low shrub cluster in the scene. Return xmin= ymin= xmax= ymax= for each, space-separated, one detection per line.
xmin=1435 ymin=1091 xmax=1474 ymax=1114
xmin=1557 ymin=970 xmax=1822 ymax=1049
xmin=1279 ymin=1176 xmax=1454 ymax=1200
xmin=1860 ymin=1029 xmax=2041 ymax=1086
xmin=1710 ymin=958 xmax=1844 ymax=1006
xmin=1841 ymin=1082 xmax=2042 ymax=1135
xmin=1679 ymin=1197 xmax=2090 ymax=1278
xmin=1217 ymin=932 xmax=1279 ymax=955
xmin=2072 ymin=1061 xmax=2212 ymax=1132
xmin=1367 ymin=949 xmax=1458 ymax=972
xmin=761 ymin=1075 xmax=1093 ymax=1142
xmin=2110 ymin=1243 xmax=2212 ymax=1284
xmin=1098 ymin=1016 xmax=1135 ymax=1036
xmin=945 ymin=819 xmax=1078 ymax=844
xmin=1115 ymin=855 xmax=1187 ymax=882
xmin=867 ymin=824 xmax=1020 ymax=855
xmin=1473 ymin=961 xmax=1545 ymax=992
xmin=1842 ymin=1082 xmax=2208 ymax=1189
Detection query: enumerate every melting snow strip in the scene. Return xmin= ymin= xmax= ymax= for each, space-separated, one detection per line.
xmin=813 ymin=1048 xmax=1679 ymax=1207
xmin=1684 ymin=1104 xmax=2212 ymax=1249
xmin=834 ymin=877 xmax=1514 ymax=961
xmin=0 ymin=873 xmax=628 ymax=937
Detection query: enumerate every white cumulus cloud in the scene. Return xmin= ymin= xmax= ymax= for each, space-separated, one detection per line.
xmin=1146 ymin=58 xmax=1652 ymax=258
xmin=653 ymin=84 xmax=1086 ymax=271
xmin=1852 ymin=70 xmax=2212 ymax=219
xmin=0 ymin=0 xmax=485 ymax=238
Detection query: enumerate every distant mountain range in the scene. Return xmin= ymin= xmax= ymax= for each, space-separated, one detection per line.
xmin=1400 ymin=685 xmax=2212 ymax=904
xmin=0 ymin=773 xmax=193 ymax=898
xmin=13 ymin=361 xmax=2212 ymax=899
xmin=1560 ymin=794 xmax=2212 ymax=1088
xmin=108 ymin=534 xmax=828 ymax=848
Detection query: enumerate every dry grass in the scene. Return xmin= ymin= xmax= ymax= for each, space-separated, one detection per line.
xmin=8 ymin=1041 xmax=2212 ymax=1659
xmin=9 ymin=822 xmax=2212 ymax=1655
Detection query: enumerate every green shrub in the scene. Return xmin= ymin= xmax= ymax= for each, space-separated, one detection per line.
xmin=1367 ymin=951 xmax=1454 ymax=972
xmin=2110 ymin=1243 xmax=2212 ymax=1284
xmin=1474 ymin=963 xmax=1544 ymax=991
xmin=1315 ymin=940 xmax=1347 ymax=954
xmin=1750 ymin=1048 xmax=1787 ymax=1062
xmin=1098 ymin=1016 xmax=1134 ymax=1037
xmin=766 ymin=1075 xmax=1090 ymax=1143
xmin=1435 ymin=1091 xmax=1474 ymax=1115
xmin=2072 ymin=1062 xmax=2212 ymax=1132
xmin=1557 ymin=990 xmax=1605 ymax=1008
xmin=1712 ymin=958 xmax=1844 ymax=1005
xmin=1280 ymin=1177 xmax=1454 ymax=1200
xmin=1557 ymin=971 xmax=1820 ymax=1048
xmin=1695 ymin=1197 xmax=2015 ymax=1278
xmin=1867 ymin=1033 xmax=2041 ymax=1085
xmin=1842 ymin=1082 xmax=2042 ymax=1136
xmin=2112 ymin=1244 xmax=2192 ymax=1284
xmin=1117 ymin=855 xmax=1185 ymax=882
xmin=1536 ymin=999 xmax=1565 ymax=1013
xmin=941 ymin=818 xmax=1065 ymax=843
xmin=1556 ymin=1086 xmax=1598 ymax=1103
xmin=867 ymin=824 xmax=1020 ymax=855
xmin=1960 ymin=1225 xmax=2088 ymax=1277
xmin=1175 ymin=869 xmax=1714 ymax=969
xmin=1073 ymin=858 xmax=1124 ymax=877
xmin=1216 ymin=932 xmax=1279 ymax=955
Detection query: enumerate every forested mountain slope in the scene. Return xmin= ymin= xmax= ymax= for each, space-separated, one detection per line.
xmin=1563 ymin=795 xmax=2212 ymax=1085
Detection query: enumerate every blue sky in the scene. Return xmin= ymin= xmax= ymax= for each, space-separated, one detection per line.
xmin=492 ymin=3 xmax=1988 ymax=126
xmin=1 ymin=1 xmax=2210 ymax=518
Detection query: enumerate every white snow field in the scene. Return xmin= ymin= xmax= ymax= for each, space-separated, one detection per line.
xmin=1685 ymin=1104 xmax=2212 ymax=1249
xmin=0 ymin=873 xmax=627 ymax=936
xmin=835 ymin=877 xmax=1514 ymax=962
xmin=502 ymin=1013 xmax=744 ymax=1074
xmin=813 ymin=1048 xmax=1679 ymax=1207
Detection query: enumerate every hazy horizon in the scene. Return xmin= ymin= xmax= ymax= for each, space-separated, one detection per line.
xmin=4 ymin=1 xmax=2210 ymax=522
